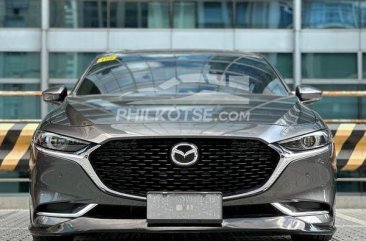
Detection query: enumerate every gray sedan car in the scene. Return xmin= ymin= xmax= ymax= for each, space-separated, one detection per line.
xmin=29 ymin=50 xmax=336 ymax=241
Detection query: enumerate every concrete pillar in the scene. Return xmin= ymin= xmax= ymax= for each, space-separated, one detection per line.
xmin=294 ymin=0 xmax=301 ymax=88
xmin=41 ymin=0 xmax=50 ymax=118
xmin=357 ymin=51 xmax=363 ymax=82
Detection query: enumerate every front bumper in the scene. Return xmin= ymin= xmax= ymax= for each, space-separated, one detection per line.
xmin=30 ymin=214 xmax=335 ymax=236
xmin=29 ymin=143 xmax=336 ymax=236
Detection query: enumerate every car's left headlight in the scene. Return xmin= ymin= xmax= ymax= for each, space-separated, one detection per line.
xmin=278 ymin=130 xmax=331 ymax=152
xmin=34 ymin=131 xmax=90 ymax=152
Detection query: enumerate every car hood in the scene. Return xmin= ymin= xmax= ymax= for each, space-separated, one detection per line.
xmin=42 ymin=94 xmax=325 ymax=144
xmin=49 ymin=94 xmax=318 ymax=126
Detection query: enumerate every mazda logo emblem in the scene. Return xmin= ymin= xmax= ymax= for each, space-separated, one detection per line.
xmin=170 ymin=142 xmax=199 ymax=166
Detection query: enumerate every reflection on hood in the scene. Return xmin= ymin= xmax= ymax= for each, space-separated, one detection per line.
xmin=49 ymin=94 xmax=318 ymax=127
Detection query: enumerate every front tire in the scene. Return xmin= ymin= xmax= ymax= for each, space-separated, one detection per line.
xmin=291 ymin=234 xmax=333 ymax=241
xmin=32 ymin=236 xmax=74 ymax=241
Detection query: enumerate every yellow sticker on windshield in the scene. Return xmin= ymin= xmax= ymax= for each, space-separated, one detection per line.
xmin=97 ymin=55 xmax=118 ymax=63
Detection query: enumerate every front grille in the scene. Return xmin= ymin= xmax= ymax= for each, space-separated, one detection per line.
xmin=89 ymin=138 xmax=280 ymax=197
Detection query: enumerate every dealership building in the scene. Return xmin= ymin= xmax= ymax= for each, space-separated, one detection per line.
xmin=0 ymin=0 xmax=365 ymax=192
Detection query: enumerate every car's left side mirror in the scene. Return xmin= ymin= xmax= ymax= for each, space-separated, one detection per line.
xmin=295 ymin=85 xmax=322 ymax=104
xmin=42 ymin=85 xmax=68 ymax=105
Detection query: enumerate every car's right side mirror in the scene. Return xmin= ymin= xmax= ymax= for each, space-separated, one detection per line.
xmin=295 ymin=85 xmax=322 ymax=104
xmin=42 ymin=85 xmax=68 ymax=105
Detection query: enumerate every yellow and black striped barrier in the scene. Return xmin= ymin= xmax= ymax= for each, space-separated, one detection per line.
xmin=329 ymin=123 xmax=366 ymax=171
xmin=0 ymin=122 xmax=365 ymax=172
xmin=0 ymin=123 xmax=38 ymax=172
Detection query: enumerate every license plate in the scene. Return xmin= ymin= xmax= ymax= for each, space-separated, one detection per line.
xmin=147 ymin=192 xmax=222 ymax=224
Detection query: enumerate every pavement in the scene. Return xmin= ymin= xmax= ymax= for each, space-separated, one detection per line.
xmin=1 ymin=209 xmax=366 ymax=241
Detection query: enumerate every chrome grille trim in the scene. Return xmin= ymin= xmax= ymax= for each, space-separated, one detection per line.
xmin=37 ymin=204 xmax=98 ymax=218
xmin=35 ymin=142 xmax=330 ymax=201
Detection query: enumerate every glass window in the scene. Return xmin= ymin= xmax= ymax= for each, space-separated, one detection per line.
xmin=302 ymin=53 xmax=357 ymax=79
xmin=363 ymin=53 xmax=366 ymax=78
xmin=337 ymin=170 xmax=366 ymax=193
xmin=262 ymin=53 xmax=293 ymax=78
xmin=309 ymin=84 xmax=366 ymax=119
xmin=302 ymin=0 xmax=360 ymax=29
xmin=173 ymin=1 xmax=233 ymax=28
xmin=110 ymin=2 xmax=169 ymax=28
xmin=0 ymin=52 xmax=40 ymax=78
xmin=50 ymin=0 xmax=108 ymax=28
xmin=0 ymin=0 xmax=41 ymax=27
xmin=49 ymin=52 xmax=98 ymax=78
xmin=362 ymin=1 xmax=366 ymax=27
xmin=0 ymin=84 xmax=41 ymax=119
xmin=236 ymin=1 xmax=293 ymax=28
xmin=0 ymin=172 xmax=29 ymax=193
xmin=77 ymin=53 xmax=288 ymax=96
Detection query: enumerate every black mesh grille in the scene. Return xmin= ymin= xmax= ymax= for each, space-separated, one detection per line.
xmin=84 ymin=204 xmax=282 ymax=219
xmin=89 ymin=138 xmax=280 ymax=197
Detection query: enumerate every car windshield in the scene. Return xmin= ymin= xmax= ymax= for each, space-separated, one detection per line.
xmin=76 ymin=53 xmax=289 ymax=97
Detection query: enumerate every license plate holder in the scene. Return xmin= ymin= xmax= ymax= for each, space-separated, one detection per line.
xmin=147 ymin=192 xmax=222 ymax=224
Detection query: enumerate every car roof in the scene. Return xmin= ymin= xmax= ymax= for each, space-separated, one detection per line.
xmin=96 ymin=49 xmax=265 ymax=59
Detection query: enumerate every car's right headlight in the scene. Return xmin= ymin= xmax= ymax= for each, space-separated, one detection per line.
xmin=34 ymin=131 xmax=90 ymax=152
xmin=278 ymin=130 xmax=331 ymax=152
